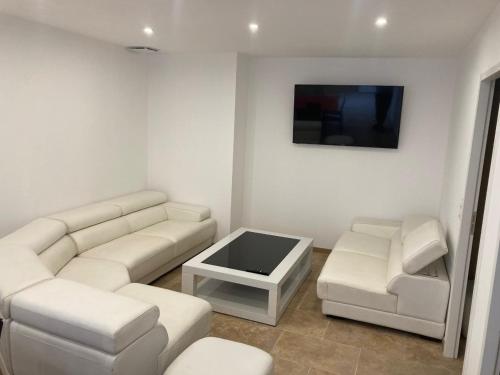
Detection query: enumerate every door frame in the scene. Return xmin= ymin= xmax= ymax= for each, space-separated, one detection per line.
xmin=443 ymin=66 xmax=500 ymax=358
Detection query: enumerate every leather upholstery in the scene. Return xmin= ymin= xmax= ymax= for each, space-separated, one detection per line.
xmin=10 ymin=322 xmax=167 ymax=375
xmin=106 ymin=191 xmax=167 ymax=215
xmin=317 ymin=247 xmax=397 ymax=313
xmin=116 ymin=283 xmax=212 ymax=370
xmin=0 ymin=218 xmax=66 ymax=254
xmin=10 ymin=279 xmax=160 ymax=354
xmin=125 ymin=205 xmax=168 ymax=232
xmin=81 ymin=234 xmax=175 ymax=282
xmin=70 ymin=217 xmax=131 ymax=254
xmin=0 ymin=245 xmax=53 ymax=319
xmin=164 ymin=337 xmax=274 ymax=375
xmin=49 ymin=203 xmax=122 ymax=233
xmin=402 ymin=219 xmax=448 ymax=274
xmin=163 ymin=202 xmax=211 ymax=222
xmin=0 ymin=190 xmax=217 ymax=374
xmin=335 ymin=231 xmax=391 ymax=260
xmin=138 ymin=218 xmax=216 ymax=257
xmin=57 ymin=257 xmax=131 ymax=291
xmin=400 ymin=214 xmax=435 ymax=240
xmin=351 ymin=217 xmax=401 ymax=239
xmin=318 ymin=215 xmax=451 ymax=339
xmin=38 ymin=236 xmax=78 ymax=274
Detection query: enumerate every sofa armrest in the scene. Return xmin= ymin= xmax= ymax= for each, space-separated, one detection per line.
xmin=387 ymin=259 xmax=450 ymax=323
xmin=10 ymin=279 xmax=161 ymax=354
xmin=164 ymin=202 xmax=211 ymax=222
xmin=351 ymin=217 xmax=401 ymax=239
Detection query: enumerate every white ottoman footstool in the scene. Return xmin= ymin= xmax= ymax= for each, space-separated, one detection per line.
xmin=164 ymin=337 xmax=274 ymax=375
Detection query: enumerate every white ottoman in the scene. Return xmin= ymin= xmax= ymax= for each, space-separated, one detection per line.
xmin=164 ymin=337 xmax=274 ymax=375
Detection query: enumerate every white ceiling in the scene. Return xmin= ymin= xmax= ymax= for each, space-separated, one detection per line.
xmin=0 ymin=0 xmax=498 ymax=57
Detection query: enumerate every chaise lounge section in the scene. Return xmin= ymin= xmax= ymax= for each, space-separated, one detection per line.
xmin=317 ymin=215 xmax=450 ymax=339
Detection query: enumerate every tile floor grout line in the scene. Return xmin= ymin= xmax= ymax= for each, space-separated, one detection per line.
xmin=353 ymin=347 xmax=362 ymax=375
xmin=270 ymin=330 xmax=284 ymax=354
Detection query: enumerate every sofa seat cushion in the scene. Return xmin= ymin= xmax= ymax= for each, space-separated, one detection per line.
xmin=164 ymin=337 xmax=273 ymax=375
xmin=57 ymin=257 xmax=130 ymax=291
xmin=335 ymin=231 xmax=391 ymax=260
xmin=116 ymin=283 xmax=212 ymax=370
xmin=137 ymin=219 xmax=216 ymax=257
xmin=80 ymin=234 xmax=175 ymax=282
xmin=317 ymin=251 xmax=397 ymax=313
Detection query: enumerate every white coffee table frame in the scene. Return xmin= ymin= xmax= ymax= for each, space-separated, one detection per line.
xmin=182 ymin=228 xmax=313 ymax=326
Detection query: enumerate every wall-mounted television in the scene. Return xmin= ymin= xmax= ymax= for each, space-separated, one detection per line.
xmin=293 ymin=85 xmax=404 ymax=149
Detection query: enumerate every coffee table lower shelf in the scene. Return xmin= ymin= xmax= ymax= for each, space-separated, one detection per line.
xmin=182 ymin=251 xmax=311 ymax=326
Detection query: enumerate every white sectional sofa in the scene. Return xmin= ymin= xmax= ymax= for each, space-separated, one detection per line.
xmin=317 ymin=215 xmax=451 ymax=339
xmin=0 ymin=190 xmax=217 ymax=375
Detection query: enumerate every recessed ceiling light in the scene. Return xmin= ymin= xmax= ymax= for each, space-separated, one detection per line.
xmin=375 ymin=17 xmax=388 ymax=28
xmin=249 ymin=23 xmax=259 ymax=33
xmin=143 ymin=26 xmax=154 ymax=36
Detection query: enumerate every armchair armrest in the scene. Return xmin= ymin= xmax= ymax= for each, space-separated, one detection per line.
xmin=352 ymin=217 xmax=401 ymax=239
xmin=10 ymin=279 xmax=161 ymax=354
xmin=164 ymin=202 xmax=211 ymax=222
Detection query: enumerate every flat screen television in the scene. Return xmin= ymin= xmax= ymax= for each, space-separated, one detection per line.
xmin=293 ymin=85 xmax=404 ymax=149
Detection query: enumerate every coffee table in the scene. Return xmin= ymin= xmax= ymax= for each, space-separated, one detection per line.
xmin=182 ymin=228 xmax=313 ymax=325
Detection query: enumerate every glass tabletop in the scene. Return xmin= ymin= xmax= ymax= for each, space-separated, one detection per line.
xmin=202 ymin=231 xmax=300 ymax=276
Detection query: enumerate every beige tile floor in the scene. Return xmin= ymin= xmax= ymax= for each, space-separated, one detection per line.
xmin=153 ymin=249 xmax=464 ymax=375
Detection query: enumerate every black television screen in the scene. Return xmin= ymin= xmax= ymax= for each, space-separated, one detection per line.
xmin=293 ymin=85 xmax=404 ymax=149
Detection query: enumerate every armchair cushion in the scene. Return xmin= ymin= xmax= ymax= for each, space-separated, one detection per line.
xmin=10 ymin=279 xmax=160 ymax=354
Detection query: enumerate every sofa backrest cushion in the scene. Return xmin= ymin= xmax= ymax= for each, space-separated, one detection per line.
xmin=49 ymin=203 xmax=122 ymax=233
xmin=0 ymin=245 xmax=53 ymax=319
xmin=70 ymin=217 xmax=131 ymax=254
xmin=401 ymin=215 xmax=435 ymax=241
xmin=0 ymin=218 xmax=66 ymax=254
xmin=125 ymin=205 xmax=168 ymax=232
xmin=402 ymin=220 xmax=448 ymax=274
xmin=106 ymin=191 xmax=167 ymax=215
xmin=38 ymin=236 xmax=78 ymax=274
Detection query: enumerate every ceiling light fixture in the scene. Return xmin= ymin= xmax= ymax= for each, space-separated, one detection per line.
xmin=375 ymin=17 xmax=388 ymax=28
xmin=249 ymin=23 xmax=259 ymax=33
xmin=143 ymin=26 xmax=154 ymax=36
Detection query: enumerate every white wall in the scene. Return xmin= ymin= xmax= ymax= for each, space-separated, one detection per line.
xmin=147 ymin=53 xmax=239 ymax=239
xmin=0 ymin=15 xmax=148 ymax=237
xmin=438 ymin=2 xmax=500 ymax=372
xmin=242 ymin=57 xmax=457 ymax=248
xmin=230 ymin=54 xmax=250 ymax=231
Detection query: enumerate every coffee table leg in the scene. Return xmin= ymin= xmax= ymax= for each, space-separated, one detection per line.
xmin=268 ymin=286 xmax=281 ymax=326
xmin=182 ymin=271 xmax=197 ymax=295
